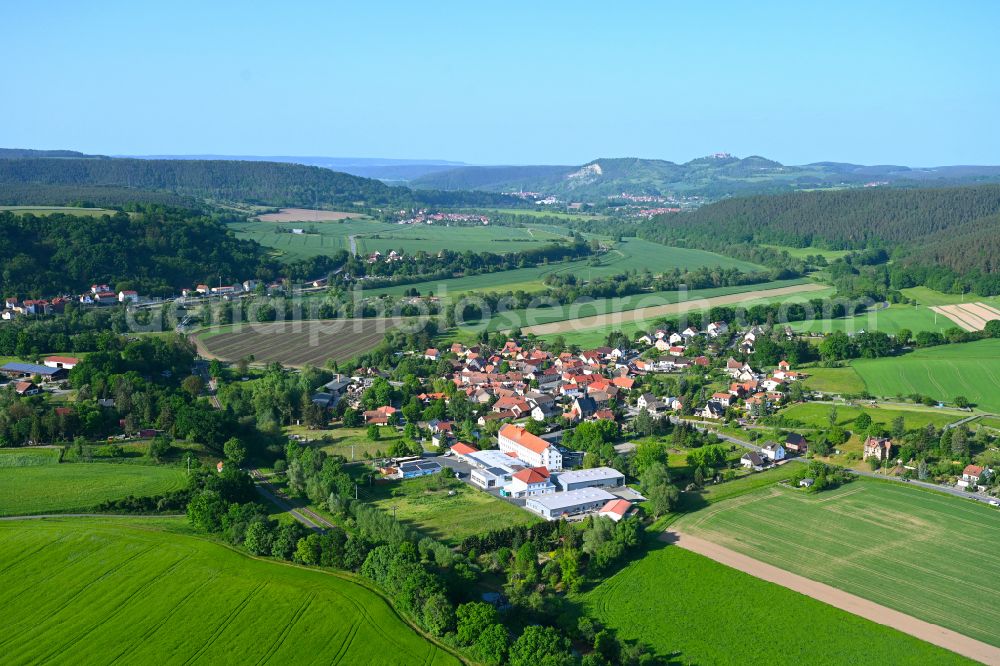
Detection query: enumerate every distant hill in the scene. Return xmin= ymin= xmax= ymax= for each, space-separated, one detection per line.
xmin=0 ymin=156 xmax=517 ymax=209
xmin=410 ymin=155 xmax=1000 ymax=202
xmin=0 ymin=148 xmax=104 ymax=159
xmin=125 ymin=155 xmax=468 ymax=183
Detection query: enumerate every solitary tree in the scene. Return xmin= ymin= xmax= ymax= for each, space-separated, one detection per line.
xmin=223 ymin=437 xmax=247 ymax=466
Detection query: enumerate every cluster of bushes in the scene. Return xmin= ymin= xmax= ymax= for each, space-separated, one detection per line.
xmin=94 ymin=488 xmax=191 ymax=514
xmin=789 ymin=461 xmax=852 ymax=492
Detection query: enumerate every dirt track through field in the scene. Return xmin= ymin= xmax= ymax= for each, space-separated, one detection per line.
xmin=520 ymin=283 xmax=828 ymax=335
xmin=665 ymin=530 xmax=1000 ymax=665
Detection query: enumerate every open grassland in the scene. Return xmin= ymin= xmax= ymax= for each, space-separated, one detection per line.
xmin=256 ymin=207 xmax=366 ymax=222
xmin=761 ymin=244 xmax=851 ymax=261
xmin=0 ymin=463 xmax=187 ymax=515
xmin=852 ymin=339 xmax=1000 ymax=412
xmin=365 ymin=237 xmax=764 ymax=300
xmin=292 ymin=425 xmax=404 ymax=460
xmin=359 ymin=475 xmax=541 ymax=546
xmin=901 ymin=286 xmax=1000 ymax=308
xmin=0 ymin=447 xmax=61 ymax=467
xmin=800 ymin=365 xmax=867 ymax=394
xmin=197 ymin=318 xmax=398 ymax=367
xmin=513 ymin=280 xmax=822 ymax=335
xmin=0 ymin=205 xmax=113 ymax=217
xmin=228 ymin=218 xmax=392 ymax=258
xmin=780 ymin=401 xmax=963 ymax=432
xmin=365 ymin=237 xmax=762 ymax=300
xmin=790 ymin=302 xmax=953 ymax=335
xmin=582 ymin=542 xmax=969 ymax=665
xmin=0 ymin=519 xmax=460 ymax=665
xmin=674 ymin=479 xmax=1000 ymax=648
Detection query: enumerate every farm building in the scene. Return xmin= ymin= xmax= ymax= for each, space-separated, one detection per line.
xmin=0 ymin=362 xmax=66 ymax=381
xmin=525 ymin=488 xmax=617 ymax=521
xmin=554 ymin=467 xmax=625 ymax=492
xmin=498 ymin=424 xmax=563 ymax=470
xmin=43 ymin=356 xmax=80 ymax=370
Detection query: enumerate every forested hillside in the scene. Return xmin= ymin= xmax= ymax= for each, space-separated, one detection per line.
xmin=0 ymin=157 xmax=519 ymax=209
xmin=0 ymin=208 xmax=282 ymax=297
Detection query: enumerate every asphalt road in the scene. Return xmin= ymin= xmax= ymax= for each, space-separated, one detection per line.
xmin=672 ymin=417 xmax=1000 ymax=506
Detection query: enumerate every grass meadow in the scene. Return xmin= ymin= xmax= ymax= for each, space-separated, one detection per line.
xmin=800 ymin=365 xmax=868 ymax=394
xmin=851 ymin=339 xmax=1000 ymax=412
xmin=365 ymin=236 xmax=765 ymax=299
xmin=358 ymin=474 xmax=541 ymax=545
xmin=582 ymin=542 xmax=970 ymax=665
xmin=0 ymin=518 xmax=460 ymax=665
xmin=790 ymin=302 xmax=953 ymax=335
xmin=0 ymin=447 xmax=62 ymax=467
xmin=674 ymin=479 xmax=1000 ymax=648
xmin=0 ymin=463 xmax=187 ymax=515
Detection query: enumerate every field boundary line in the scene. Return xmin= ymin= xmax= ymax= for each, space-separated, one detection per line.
xmin=666 ymin=530 xmax=1000 ymax=665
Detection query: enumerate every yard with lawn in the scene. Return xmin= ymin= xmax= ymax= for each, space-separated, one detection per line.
xmin=358 ymin=474 xmax=540 ymax=545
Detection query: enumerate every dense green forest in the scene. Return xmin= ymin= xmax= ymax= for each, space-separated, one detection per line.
xmin=0 ymin=157 xmax=520 ymax=209
xmin=0 ymin=183 xmax=199 ymax=208
xmin=0 ymin=207 xmax=275 ymax=297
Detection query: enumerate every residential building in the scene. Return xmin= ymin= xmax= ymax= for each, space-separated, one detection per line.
xmin=741 ymin=451 xmax=765 ymax=470
xmin=761 ymin=441 xmax=786 ymax=461
xmin=504 ymin=467 xmax=556 ymax=498
xmin=863 ymin=436 xmax=893 ymax=462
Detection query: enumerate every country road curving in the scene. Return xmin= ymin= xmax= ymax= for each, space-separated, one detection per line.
xmin=664 ymin=530 xmax=1000 ymax=665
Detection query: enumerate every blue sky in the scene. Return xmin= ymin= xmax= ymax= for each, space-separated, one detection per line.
xmin=3 ymin=1 xmax=998 ymax=165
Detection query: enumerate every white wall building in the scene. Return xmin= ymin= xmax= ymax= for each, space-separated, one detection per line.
xmin=554 ymin=467 xmax=625 ymax=492
xmin=525 ymin=488 xmax=617 ymax=521
xmin=498 ymin=424 xmax=563 ymax=470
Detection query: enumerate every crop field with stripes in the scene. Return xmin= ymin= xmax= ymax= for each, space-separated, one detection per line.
xmin=199 ymin=319 xmax=398 ymax=367
xmin=673 ymin=479 xmax=1000 ymax=647
xmin=0 ymin=519 xmax=459 ymax=665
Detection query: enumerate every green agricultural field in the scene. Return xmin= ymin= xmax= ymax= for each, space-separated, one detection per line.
xmin=852 ymin=340 xmax=1000 ymax=412
xmin=364 ymin=237 xmax=764 ymax=300
xmin=489 ymin=278 xmax=812 ymax=333
xmin=761 ymin=243 xmax=851 ymax=261
xmin=674 ymin=479 xmax=1000 ymax=648
xmin=0 ymin=518 xmax=460 ymax=665
xmin=790 ymin=302 xmax=952 ymax=335
xmin=0 ymin=463 xmax=187 ymax=515
xmin=800 ymin=365 xmax=867 ymax=394
xmin=293 ymin=425 xmax=405 ymax=460
xmin=360 ymin=474 xmax=540 ymax=545
xmin=0 ymin=447 xmax=61 ymax=467
xmin=900 ymin=286 xmax=1000 ymax=308
xmin=476 ymin=207 xmax=608 ymax=221
xmin=228 ymin=218 xmax=391 ymax=259
xmin=583 ymin=542 xmax=969 ymax=665
xmin=779 ymin=401 xmax=963 ymax=432
xmin=0 ymin=205 xmax=112 ymax=217
xmin=536 ymin=285 xmax=835 ymax=348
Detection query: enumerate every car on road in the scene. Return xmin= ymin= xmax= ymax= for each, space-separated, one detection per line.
xmin=989 ymin=500 xmax=999 ymax=507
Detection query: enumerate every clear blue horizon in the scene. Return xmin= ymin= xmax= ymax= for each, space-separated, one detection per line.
xmin=3 ymin=1 xmax=999 ymax=166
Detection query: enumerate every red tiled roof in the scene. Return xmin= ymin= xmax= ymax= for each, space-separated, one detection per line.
xmin=512 ymin=466 xmax=550 ymax=484
xmin=499 ymin=424 xmax=550 ymax=455
xmin=450 ymin=442 xmax=478 ymax=456
xmin=600 ymin=499 xmax=631 ymax=516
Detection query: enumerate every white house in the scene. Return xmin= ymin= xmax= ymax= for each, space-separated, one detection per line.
xmin=118 ymin=290 xmax=139 ymax=303
xmin=741 ymin=451 xmax=766 ymax=470
xmin=498 ymin=424 xmax=563 ymax=470
xmin=760 ymin=441 xmax=786 ymax=461
xmin=707 ymin=321 xmax=729 ymax=337
xmin=504 ymin=467 xmax=557 ymax=498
